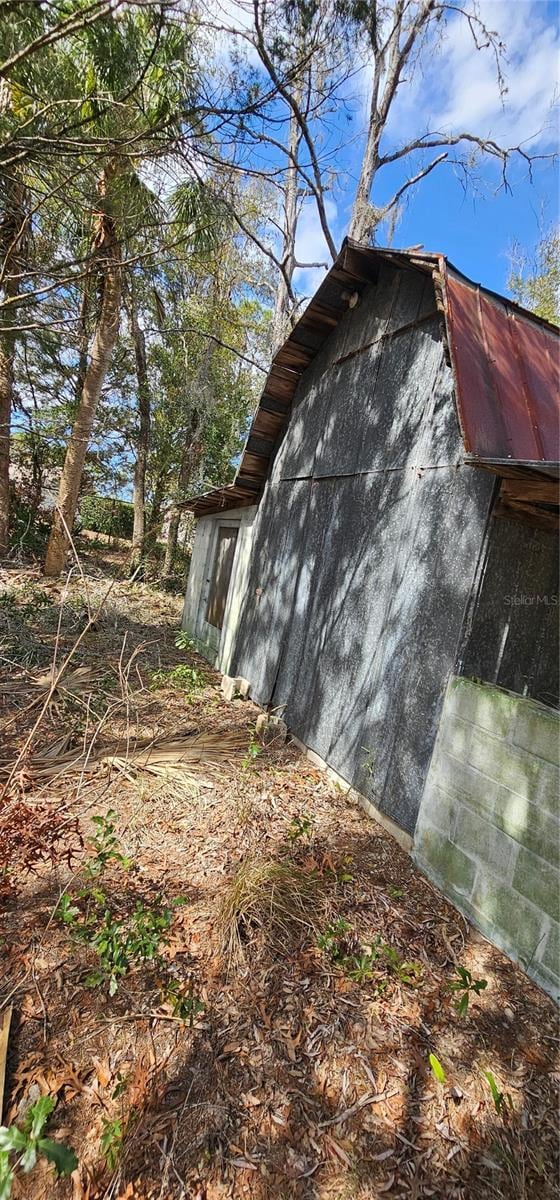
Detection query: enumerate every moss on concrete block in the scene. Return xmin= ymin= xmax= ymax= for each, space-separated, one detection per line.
xmin=538 ymin=763 xmax=560 ymax=818
xmin=512 ymin=848 xmax=560 ymax=923
xmin=471 ymin=876 xmax=545 ymax=963
xmin=415 ymin=823 xmax=476 ymax=897
xmin=467 ymin=728 xmax=542 ymax=801
xmin=493 ymin=789 xmax=560 ymax=869
xmin=540 ymin=919 xmax=559 ymax=979
xmin=512 ymin=705 xmax=560 ymax=768
xmin=453 ymin=807 xmax=517 ymax=881
xmin=421 ymin=784 xmax=456 ymax=837
xmin=432 ymin=752 xmax=497 ymax=818
xmin=449 ymin=677 xmax=514 ymax=737
xmin=440 ymin=714 xmax=473 ymax=761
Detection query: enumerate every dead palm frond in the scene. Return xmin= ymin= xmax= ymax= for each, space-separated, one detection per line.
xmin=0 ymin=665 xmax=106 ymax=703
xmin=217 ymin=857 xmax=324 ymax=964
xmin=0 ymin=729 xmax=250 ymax=790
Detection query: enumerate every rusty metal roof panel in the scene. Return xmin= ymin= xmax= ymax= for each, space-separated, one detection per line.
xmin=443 ymin=267 xmax=559 ymax=463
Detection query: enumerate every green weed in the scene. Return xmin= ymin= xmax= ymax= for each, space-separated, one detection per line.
xmin=100 ymin=1117 xmax=123 ymax=1170
xmin=448 ymin=964 xmax=488 ymax=1015
xmin=287 ymin=814 xmax=313 ymax=842
xmin=160 ymin=976 xmax=205 ymax=1023
xmin=484 ymin=1070 xmax=512 ymax=1117
xmin=429 ymin=1053 xmax=446 ymax=1085
xmin=317 ymin=918 xmax=352 ymax=962
xmin=149 ymin=664 xmax=205 ymax=695
xmin=56 ymin=811 xmax=187 ymax=996
xmin=0 ymin=1095 xmax=77 ymax=1199
xmin=317 ymin=921 xmax=422 ymax=988
xmin=174 ymin=630 xmax=196 ymax=651
xmin=241 ymin=737 xmax=261 ymax=771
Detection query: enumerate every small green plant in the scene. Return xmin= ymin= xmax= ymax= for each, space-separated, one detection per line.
xmin=388 ymin=886 xmax=403 ymax=899
xmin=161 ymin=976 xmax=205 ymax=1023
xmin=0 ymin=1095 xmax=77 ymax=1199
xmin=0 ymin=585 xmax=50 ymax=622
xmin=317 ymin=920 xmax=422 ymax=990
xmin=448 ymin=965 xmax=488 ymax=1015
xmin=100 ymin=1117 xmax=123 ymax=1170
xmin=484 ymin=1070 xmax=511 ymax=1117
xmin=58 ymin=894 xmax=175 ymax=996
xmin=317 ymin=917 xmax=352 ymax=962
xmin=332 ymin=854 xmax=354 ymax=884
xmin=382 ymin=943 xmax=423 ymax=986
xmin=241 ymin=737 xmax=261 ymax=771
xmin=287 ymin=814 xmax=313 ymax=842
xmin=429 ymin=1053 xmax=446 ymax=1085
xmin=56 ymin=812 xmax=186 ymax=996
xmin=347 ymin=947 xmax=381 ymax=984
xmin=174 ymin=630 xmax=196 ymax=651
xmin=85 ymin=810 xmax=132 ymax=877
xmin=150 ymin=664 xmax=205 ymax=695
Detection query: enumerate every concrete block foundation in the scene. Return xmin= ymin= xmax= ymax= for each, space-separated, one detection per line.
xmin=414 ymin=676 xmax=560 ymax=1001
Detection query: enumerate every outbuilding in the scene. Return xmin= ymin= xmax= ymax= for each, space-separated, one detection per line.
xmin=183 ymin=241 xmax=559 ymax=998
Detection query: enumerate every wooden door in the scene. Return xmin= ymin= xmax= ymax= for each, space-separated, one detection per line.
xmin=206 ymin=526 xmax=238 ymax=630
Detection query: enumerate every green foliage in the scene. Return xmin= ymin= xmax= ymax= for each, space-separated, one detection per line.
xmin=484 ymin=1070 xmax=512 ymax=1117
xmin=448 ymin=965 xmax=488 ymax=1016
xmin=0 ymin=1095 xmax=77 ymax=1198
xmin=56 ymin=811 xmax=185 ymax=996
xmin=429 ymin=1053 xmax=446 ymax=1085
xmin=86 ymin=810 xmax=132 ymax=876
xmin=317 ymin=918 xmax=352 ymax=961
xmin=0 ymin=583 xmax=50 ymax=621
xmin=509 ymin=229 xmax=559 ymax=324
xmin=241 ymin=736 xmax=261 ymax=771
xmin=287 ymin=814 xmax=313 ymax=842
xmin=58 ymin=889 xmax=174 ymax=996
xmin=8 ymin=493 xmax=51 ymax=558
xmin=174 ymin=630 xmax=196 ymax=651
xmin=149 ymin=664 xmax=206 ymax=694
xmin=100 ymin=1118 xmax=123 ymax=1170
xmin=317 ymin=920 xmax=422 ymax=988
xmin=381 ymin=942 xmax=423 ymax=986
xmin=160 ymin=976 xmax=205 ymax=1023
xmin=80 ymin=495 xmax=134 ymax=540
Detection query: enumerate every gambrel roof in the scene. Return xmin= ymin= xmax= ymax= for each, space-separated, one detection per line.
xmin=188 ymin=239 xmax=559 ymax=518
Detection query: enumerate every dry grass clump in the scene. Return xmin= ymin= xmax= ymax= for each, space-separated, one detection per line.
xmin=217 ymin=856 xmax=324 ymax=964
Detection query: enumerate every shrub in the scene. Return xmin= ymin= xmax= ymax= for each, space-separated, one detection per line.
xmin=79 ymin=494 xmax=134 ymax=540
xmin=8 ymin=493 xmax=51 ymax=558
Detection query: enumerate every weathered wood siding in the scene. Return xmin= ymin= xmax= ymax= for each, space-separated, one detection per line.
xmin=232 ymin=261 xmax=495 ymax=834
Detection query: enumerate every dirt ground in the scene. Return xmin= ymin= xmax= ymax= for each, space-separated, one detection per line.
xmin=0 ymin=540 xmax=558 ymax=1200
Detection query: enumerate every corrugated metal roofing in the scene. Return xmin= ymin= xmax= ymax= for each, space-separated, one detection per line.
xmin=443 ymin=267 xmax=559 ymax=464
xmin=187 ymin=240 xmax=559 ymax=516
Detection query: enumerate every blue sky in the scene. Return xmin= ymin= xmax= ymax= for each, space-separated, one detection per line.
xmin=273 ymin=0 xmax=560 ymax=298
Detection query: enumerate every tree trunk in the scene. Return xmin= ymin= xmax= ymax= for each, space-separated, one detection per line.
xmin=272 ymin=104 xmax=301 ymax=351
xmin=44 ymin=213 xmax=122 ymax=576
xmin=0 ymin=175 xmax=26 ymax=556
xmin=0 ymin=284 xmax=16 ymax=556
xmin=161 ymin=407 xmax=202 ymax=582
xmin=128 ymin=287 xmax=150 ymax=574
xmin=147 ymin=471 xmax=166 ymax=550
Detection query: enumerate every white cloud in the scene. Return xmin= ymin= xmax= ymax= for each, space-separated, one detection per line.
xmin=293 ymin=197 xmax=340 ymax=296
xmin=387 ymin=0 xmax=558 ymax=150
